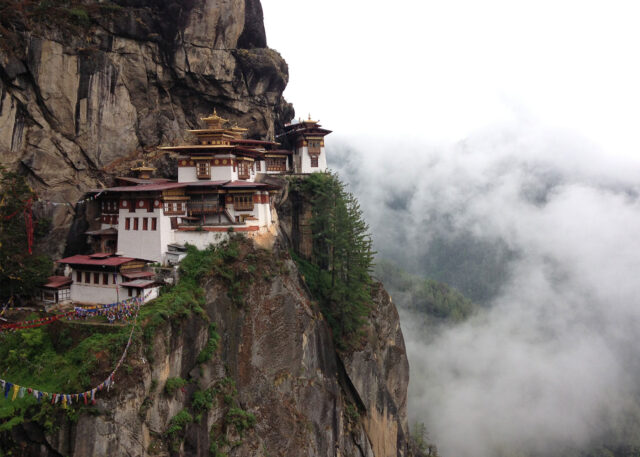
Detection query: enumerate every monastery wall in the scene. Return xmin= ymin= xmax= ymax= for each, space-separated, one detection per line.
xmin=117 ymin=207 xmax=167 ymax=263
xmin=175 ymin=231 xmax=230 ymax=250
xmin=298 ymin=146 xmax=327 ymax=173
xmin=71 ymin=282 xmax=123 ymax=305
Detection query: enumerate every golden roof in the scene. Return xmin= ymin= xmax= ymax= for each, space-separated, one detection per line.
xmin=302 ymin=113 xmax=318 ymax=125
xmin=201 ymin=108 xmax=229 ymax=129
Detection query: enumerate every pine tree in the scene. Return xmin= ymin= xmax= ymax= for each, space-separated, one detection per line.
xmin=295 ymin=172 xmax=375 ymax=349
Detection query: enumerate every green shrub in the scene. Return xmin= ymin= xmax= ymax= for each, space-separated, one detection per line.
xmin=197 ymin=324 xmax=220 ymax=364
xmin=165 ymin=377 xmax=188 ymax=396
xmin=225 ymin=408 xmax=256 ymax=435
xmin=192 ymin=388 xmax=215 ymax=412
xmin=167 ymin=409 xmax=193 ymax=436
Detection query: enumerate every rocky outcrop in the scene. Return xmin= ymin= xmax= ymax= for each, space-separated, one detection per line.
xmin=0 ymin=0 xmax=294 ymax=257
xmin=6 ymin=238 xmax=410 ymax=457
xmin=341 ymin=283 xmax=410 ymax=457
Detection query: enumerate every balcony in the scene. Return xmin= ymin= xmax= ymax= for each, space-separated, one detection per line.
xmin=188 ymin=202 xmax=222 ymax=215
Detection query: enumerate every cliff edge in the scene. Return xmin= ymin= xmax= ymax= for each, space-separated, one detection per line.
xmin=1 ymin=236 xmax=410 ymax=457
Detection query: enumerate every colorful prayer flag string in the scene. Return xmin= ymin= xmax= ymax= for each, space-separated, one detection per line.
xmin=0 ymin=296 xmax=145 ymax=333
xmin=0 ymin=302 xmax=141 ymax=407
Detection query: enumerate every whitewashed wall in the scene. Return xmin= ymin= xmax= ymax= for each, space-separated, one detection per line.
xmin=117 ymin=206 xmax=166 ymax=262
xmin=298 ymin=146 xmax=327 ymax=173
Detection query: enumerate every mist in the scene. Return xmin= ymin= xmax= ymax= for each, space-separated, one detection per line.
xmin=328 ymin=122 xmax=640 ymax=457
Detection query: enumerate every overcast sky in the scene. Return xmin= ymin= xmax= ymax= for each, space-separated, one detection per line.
xmin=263 ymin=0 xmax=640 ymax=159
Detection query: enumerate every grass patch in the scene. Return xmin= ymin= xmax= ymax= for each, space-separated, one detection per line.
xmin=0 ymin=240 xmax=259 ymax=447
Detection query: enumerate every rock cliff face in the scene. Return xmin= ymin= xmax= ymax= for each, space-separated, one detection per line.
xmin=0 ymin=0 xmax=293 ymax=256
xmin=7 ymin=238 xmax=410 ymax=457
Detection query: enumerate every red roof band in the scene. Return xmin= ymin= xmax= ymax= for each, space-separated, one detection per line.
xmin=42 ymin=276 xmax=73 ymax=289
xmin=90 ymin=180 xmax=274 ymax=194
xmin=57 ymin=255 xmax=137 ymax=267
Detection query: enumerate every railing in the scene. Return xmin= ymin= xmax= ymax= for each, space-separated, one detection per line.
xmin=188 ymin=202 xmax=222 ymax=215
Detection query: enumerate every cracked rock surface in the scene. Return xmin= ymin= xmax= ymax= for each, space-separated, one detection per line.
xmin=0 ymin=0 xmax=293 ymax=257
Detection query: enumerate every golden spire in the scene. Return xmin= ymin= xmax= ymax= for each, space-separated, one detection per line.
xmin=201 ymin=108 xmax=228 ymax=129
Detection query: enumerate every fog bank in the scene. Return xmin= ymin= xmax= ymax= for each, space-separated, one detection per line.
xmin=329 ymin=123 xmax=640 ymax=457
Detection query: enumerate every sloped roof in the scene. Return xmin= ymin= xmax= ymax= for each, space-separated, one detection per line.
xmin=57 ymin=255 xmax=136 ymax=266
xmin=119 ymin=279 xmax=156 ymax=288
xmin=91 ymin=182 xmax=186 ymax=193
xmin=121 ymin=271 xmax=155 ymax=280
xmin=42 ymin=276 xmax=73 ymax=289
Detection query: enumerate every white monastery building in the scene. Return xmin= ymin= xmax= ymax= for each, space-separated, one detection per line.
xmin=53 ymin=110 xmax=331 ymax=304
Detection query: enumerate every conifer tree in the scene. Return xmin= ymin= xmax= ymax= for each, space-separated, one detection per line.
xmin=295 ymin=172 xmax=375 ymax=349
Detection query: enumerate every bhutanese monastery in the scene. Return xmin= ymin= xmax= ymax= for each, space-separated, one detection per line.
xmin=52 ymin=111 xmax=331 ymax=305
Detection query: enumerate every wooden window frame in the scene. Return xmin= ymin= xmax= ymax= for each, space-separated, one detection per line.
xmin=125 ymin=218 xmax=130 ymax=230
xmin=310 ymin=155 xmax=319 ymax=167
xmin=93 ymin=272 xmax=99 ymax=284
xmin=133 ymin=218 xmax=139 ymax=230
xmin=85 ymin=272 xmax=91 ymax=283
xmin=237 ymin=161 xmax=250 ymax=180
xmin=233 ymin=193 xmax=254 ymax=211
xmin=143 ymin=217 xmax=148 ymax=230
xmin=196 ymin=161 xmax=211 ymax=179
xmin=266 ymin=158 xmax=286 ymax=172
xmin=151 ymin=217 xmax=157 ymax=231
xmin=76 ymin=271 xmax=82 ymax=282
xmin=59 ymin=288 xmax=70 ymax=301
xmin=103 ymin=273 xmax=109 ymax=285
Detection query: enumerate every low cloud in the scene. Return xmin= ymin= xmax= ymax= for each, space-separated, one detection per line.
xmin=329 ymin=123 xmax=640 ymax=457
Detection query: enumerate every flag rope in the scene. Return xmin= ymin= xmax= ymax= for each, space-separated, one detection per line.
xmin=0 ymin=297 xmax=143 ymax=407
xmin=0 ymin=297 xmax=143 ymax=332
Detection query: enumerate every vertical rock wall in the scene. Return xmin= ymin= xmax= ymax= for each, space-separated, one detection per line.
xmin=0 ymin=0 xmax=294 ymax=257
xmin=5 ymin=239 xmax=410 ymax=457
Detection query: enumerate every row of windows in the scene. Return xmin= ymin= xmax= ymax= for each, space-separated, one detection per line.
xmin=101 ymin=200 xmax=119 ymax=212
xmin=125 ymin=200 xmax=155 ymax=213
xmin=124 ymin=217 xmax=157 ymax=231
xmin=266 ymin=158 xmax=286 ymax=172
xmin=164 ymin=202 xmax=185 ymax=213
xmin=76 ymin=271 xmax=115 ymax=285
xmin=75 ymin=272 xmax=143 ymax=297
